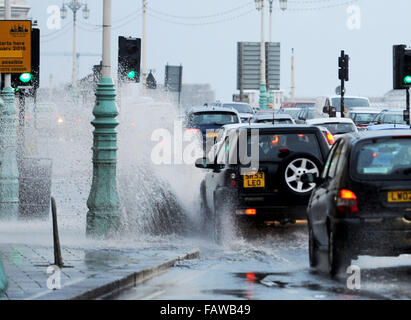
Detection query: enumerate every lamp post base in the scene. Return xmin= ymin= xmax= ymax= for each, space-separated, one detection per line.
xmin=259 ymin=83 xmax=268 ymax=110
xmin=0 ymin=259 xmax=7 ymax=295
xmin=86 ymin=77 xmax=121 ymax=238
xmin=0 ymin=87 xmax=19 ymax=219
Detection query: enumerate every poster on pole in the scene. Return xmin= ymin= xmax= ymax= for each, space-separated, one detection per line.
xmin=165 ymin=65 xmax=183 ymax=92
xmin=0 ymin=20 xmax=32 ymax=74
xmin=237 ymin=42 xmax=280 ymax=91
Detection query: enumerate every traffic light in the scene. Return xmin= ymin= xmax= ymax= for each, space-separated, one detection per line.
xmin=338 ymin=52 xmax=349 ymax=81
xmin=393 ymin=44 xmax=411 ymax=90
xmin=118 ymin=36 xmax=141 ymax=83
xmin=11 ymin=28 xmax=40 ymax=95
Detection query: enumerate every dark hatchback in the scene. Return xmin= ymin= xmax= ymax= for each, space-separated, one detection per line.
xmin=306 ymin=130 xmax=411 ymax=275
xmin=196 ymin=124 xmax=330 ymax=242
xmin=185 ymin=106 xmax=241 ymax=153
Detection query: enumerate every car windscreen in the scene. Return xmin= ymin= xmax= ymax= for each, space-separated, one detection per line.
xmin=331 ymin=98 xmax=370 ymax=109
xmin=320 ymin=123 xmax=356 ymax=135
xmin=350 ymin=112 xmax=378 ymax=124
xmin=380 ymin=113 xmax=406 ymax=125
xmin=353 ymin=137 xmax=411 ymax=180
xmin=223 ymin=104 xmax=253 ymax=114
xmin=247 ymin=132 xmax=322 ymax=161
xmin=189 ymin=112 xmax=239 ymax=126
xmin=278 ymin=109 xmax=301 ymax=119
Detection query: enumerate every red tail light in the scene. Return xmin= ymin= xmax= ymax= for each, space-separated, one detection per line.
xmin=326 ymin=132 xmax=335 ymax=145
xmin=186 ymin=128 xmax=200 ymax=133
xmin=229 ymin=173 xmax=237 ymax=188
xmin=245 ymin=209 xmax=257 ymax=216
xmin=337 ymin=189 xmax=358 ymax=213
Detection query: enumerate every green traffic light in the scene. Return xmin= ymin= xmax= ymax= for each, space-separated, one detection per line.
xmin=19 ymin=73 xmax=32 ymax=83
xmin=127 ymin=71 xmax=136 ymax=79
xmin=404 ymin=75 xmax=411 ymax=84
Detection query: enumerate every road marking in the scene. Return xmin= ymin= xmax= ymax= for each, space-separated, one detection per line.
xmin=24 ymin=277 xmax=86 ymax=300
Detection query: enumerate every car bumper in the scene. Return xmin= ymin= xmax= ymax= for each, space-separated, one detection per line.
xmin=234 ymin=205 xmax=308 ymax=222
xmin=334 ymin=217 xmax=411 ymax=256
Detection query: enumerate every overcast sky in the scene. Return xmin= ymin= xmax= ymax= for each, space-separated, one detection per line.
xmin=26 ymin=0 xmax=411 ymax=101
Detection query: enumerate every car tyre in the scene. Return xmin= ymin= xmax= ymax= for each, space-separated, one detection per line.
xmin=279 ymin=153 xmax=321 ymax=197
xmin=328 ymin=230 xmax=351 ymax=277
xmin=308 ymin=224 xmax=319 ymax=268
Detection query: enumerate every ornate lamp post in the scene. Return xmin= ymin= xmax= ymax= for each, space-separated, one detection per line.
xmin=255 ymin=0 xmax=267 ymax=110
xmin=60 ymin=0 xmax=90 ymax=96
xmin=0 ymin=0 xmax=19 ymax=219
xmin=86 ymin=0 xmax=121 ymax=238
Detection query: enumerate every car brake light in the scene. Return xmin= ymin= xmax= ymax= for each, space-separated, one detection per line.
xmin=186 ymin=128 xmax=200 ymax=133
xmin=326 ymin=132 xmax=335 ymax=145
xmin=245 ymin=209 xmax=257 ymax=216
xmin=337 ymin=189 xmax=358 ymax=213
xmin=229 ymin=173 xmax=237 ymax=187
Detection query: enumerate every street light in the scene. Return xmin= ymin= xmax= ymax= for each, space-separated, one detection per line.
xmin=255 ymin=0 xmax=267 ymax=109
xmin=60 ymin=1 xmax=90 ymax=93
xmin=280 ymin=0 xmax=288 ymax=11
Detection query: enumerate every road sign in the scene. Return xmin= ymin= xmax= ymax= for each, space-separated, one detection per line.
xmin=237 ymin=42 xmax=280 ymax=91
xmin=0 ymin=20 xmax=32 ymax=74
xmin=165 ymin=65 xmax=183 ymax=92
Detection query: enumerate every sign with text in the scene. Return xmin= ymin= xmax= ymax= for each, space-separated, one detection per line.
xmin=237 ymin=42 xmax=280 ymax=91
xmin=0 ymin=20 xmax=32 ymax=74
xmin=165 ymin=65 xmax=183 ymax=92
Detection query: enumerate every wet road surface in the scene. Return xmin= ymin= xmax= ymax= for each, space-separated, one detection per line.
xmin=113 ymin=222 xmax=411 ymax=300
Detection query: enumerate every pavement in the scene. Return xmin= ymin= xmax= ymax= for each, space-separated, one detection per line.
xmin=0 ymin=241 xmax=199 ymax=300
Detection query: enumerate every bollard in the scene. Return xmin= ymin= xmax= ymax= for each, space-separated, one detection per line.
xmin=51 ymin=197 xmax=64 ymax=268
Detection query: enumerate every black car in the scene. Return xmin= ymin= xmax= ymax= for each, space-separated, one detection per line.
xmin=185 ymin=106 xmax=241 ymax=153
xmin=306 ymin=130 xmax=411 ymax=276
xmin=195 ymin=124 xmax=330 ymax=242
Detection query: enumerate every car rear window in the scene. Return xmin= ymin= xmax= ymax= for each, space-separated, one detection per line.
xmin=354 ymin=138 xmax=411 ymax=180
xmin=321 ymin=123 xmax=356 ymax=135
xmin=189 ymin=112 xmax=239 ymax=126
xmin=256 ymin=119 xmax=293 ymax=124
xmin=247 ymin=132 xmax=322 ymax=161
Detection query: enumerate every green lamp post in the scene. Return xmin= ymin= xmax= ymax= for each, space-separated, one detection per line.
xmin=0 ymin=258 xmax=7 ymax=295
xmin=86 ymin=0 xmax=121 ymax=237
xmin=0 ymin=88 xmax=19 ymax=219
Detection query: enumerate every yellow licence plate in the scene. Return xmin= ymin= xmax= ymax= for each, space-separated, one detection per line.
xmin=207 ymin=132 xmax=218 ymax=138
xmin=388 ymin=191 xmax=411 ymax=203
xmin=243 ymin=172 xmax=265 ymax=188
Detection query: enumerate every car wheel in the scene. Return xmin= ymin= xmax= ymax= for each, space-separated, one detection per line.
xmin=328 ymin=230 xmax=351 ymax=277
xmin=280 ymin=153 xmax=321 ymax=196
xmin=309 ymin=225 xmax=319 ymax=268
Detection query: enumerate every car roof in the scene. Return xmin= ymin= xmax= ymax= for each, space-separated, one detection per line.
xmin=227 ymin=124 xmax=322 ymax=131
xmin=306 ymin=117 xmax=355 ymax=125
xmin=348 ymin=107 xmax=382 ymax=113
xmin=188 ymin=106 xmax=240 ymax=114
xmin=254 ymin=114 xmax=293 ymax=120
xmin=344 ymin=129 xmax=411 ymax=143
xmin=282 ymin=100 xmax=316 ymax=104
xmin=329 ymin=96 xmax=370 ymax=100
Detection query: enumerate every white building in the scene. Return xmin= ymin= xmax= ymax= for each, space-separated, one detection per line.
xmin=0 ymin=0 xmax=30 ymax=19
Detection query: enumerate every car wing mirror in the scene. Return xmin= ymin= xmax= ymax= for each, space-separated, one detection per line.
xmin=195 ymin=157 xmax=220 ymax=170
